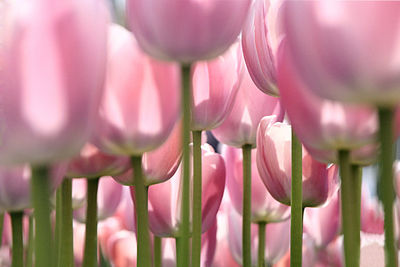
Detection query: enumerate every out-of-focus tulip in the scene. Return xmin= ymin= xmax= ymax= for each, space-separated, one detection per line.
xmin=125 ymin=0 xmax=251 ymax=63
xmin=93 ymin=24 xmax=180 ymax=156
xmin=0 ymin=165 xmax=65 ymax=211
xmin=212 ymin=67 xmax=284 ymax=148
xmin=282 ymin=1 xmax=400 ymax=106
xmin=277 ymin=41 xmax=378 ymax=154
xmin=107 ymin=230 xmax=137 ymax=267
xmin=228 ymin=207 xmax=290 ymax=266
xmin=73 ymin=221 xmax=86 ymax=267
xmin=303 ymin=192 xmax=341 ymax=248
xmin=146 ymin=144 xmax=225 ymax=237
xmin=0 ymin=0 xmax=108 ymax=165
xmin=361 ymin=187 xmax=384 ymax=235
xmin=223 ymin=145 xmax=289 ymax=223
xmin=98 ymin=217 xmax=124 ymax=258
xmin=360 ymin=233 xmax=385 ymax=267
xmin=191 ymin=41 xmax=243 ymax=131
xmin=256 ymin=120 xmax=339 ymax=207
xmin=113 ymin=121 xmax=182 ymax=186
xmin=73 ymin=177 xmax=123 ymax=222
xmin=242 ymin=0 xmax=284 ymax=96
xmin=67 ymin=143 xmax=130 ymax=179
xmin=114 ymin=187 xmax=135 ymax=232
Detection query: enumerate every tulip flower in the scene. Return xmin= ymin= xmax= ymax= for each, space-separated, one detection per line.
xmin=146 ymin=144 xmax=225 ymax=237
xmin=125 ymin=0 xmax=251 ymax=63
xmin=223 ymin=145 xmax=289 ymax=223
xmin=242 ymin=0 xmax=284 ymax=96
xmin=282 ymin=3 xmax=400 ymax=264
xmin=228 ymin=207 xmax=290 ymax=267
xmin=256 ymin=120 xmax=339 ymax=207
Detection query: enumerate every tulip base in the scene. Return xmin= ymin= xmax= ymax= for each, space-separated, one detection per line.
xmin=59 ymin=179 xmax=74 ymax=267
xmin=131 ymin=156 xmax=152 ymax=267
xmin=10 ymin=212 xmax=23 ymax=267
xmin=378 ymin=107 xmax=397 ymax=267
xmin=258 ymin=222 xmax=266 ymax=267
xmin=31 ymin=166 xmax=53 ymax=267
xmin=178 ymin=64 xmax=192 ymax=267
xmin=82 ymin=178 xmax=99 ymax=267
xmin=192 ymin=130 xmax=202 ymax=267
xmin=242 ymin=144 xmax=252 ymax=267
xmin=290 ymin=131 xmax=303 ymax=267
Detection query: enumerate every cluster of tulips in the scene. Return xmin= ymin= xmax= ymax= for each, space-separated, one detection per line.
xmin=0 ymin=0 xmax=400 ymax=266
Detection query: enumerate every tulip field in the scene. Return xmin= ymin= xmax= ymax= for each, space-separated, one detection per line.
xmin=0 ymin=0 xmax=399 ymax=267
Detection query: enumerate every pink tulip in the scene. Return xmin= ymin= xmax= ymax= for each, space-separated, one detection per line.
xmin=222 ymin=145 xmax=289 ymax=223
xmin=0 ymin=164 xmax=66 ymax=211
xmin=303 ymin=192 xmax=341 ymax=248
xmin=242 ymin=0 xmax=284 ymax=96
xmin=191 ymin=41 xmax=243 ymax=131
xmin=361 ymin=187 xmax=384 ymax=235
xmin=228 ymin=207 xmax=290 ymax=266
xmin=282 ymin=1 xmax=400 ymax=106
xmin=114 ymin=187 xmax=136 ymax=232
xmin=73 ymin=222 xmax=86 ymax=267
xmin=93 ymin=24 xmax=180 ymax=156
xmin=73 ymin=177 xmax=123 ymax=222
xmin=256 ymin=119 xmax=339 ymax=207
xmin=107 ymin=230 xmax=137 ymax=267
xmin=277 ymin=41 xmax=378 ymax=154
xmin=212 ymin=67 xmax=284 ymax=148
xmin=125 ymin=0 xmax=251 ymax=62
xmin=98 ymin=217 xmax=124 ymax=258
xmin=113 ymin=121 xmax=181 ymax=186
xmin=67 ymin=143 xmax=130 ymax=179
xmin=0 ymin=0 xmax=108 ymax=164
xmin=146 ymin=144 xmax=225 ymax=237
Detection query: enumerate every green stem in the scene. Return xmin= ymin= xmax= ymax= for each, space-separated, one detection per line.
xmin=290 ymin=131 xmax=303 ymax=267
xmin=339 ymin=150 xmax=361 ymax=267
xmin=378 ymin=107 xmax=397 ymax=267
xmin=82 ymin=178 xmax=100 ymax=267
xmin=192 ymin=130 xmax=202 ymax=267
xmin=131 ymin=156 xmax=152 ymax=267
xmin=10 ymin=212 xmax=23 ymax=267
xmin=175 ymin=237 xmax=181 ymax=263
xmin=258 ymin=222 xmax=266 ymax=267
xmin=154 ymin=236 xmax=162 ymax=267
xmin=0 ymin=213 xmax=4 ymax=244
xmin=31 ymin=166 xmax=52 ymax=267
xmin=26 ymin=215 xmax=34 ymax=267
xmin=242 ymin=144 xmax=252 ymax=267
xmin=59 ymin=179 xmax=74 ymax=267
xmin=178 ymin=64 xmax=192 ymax=267
xmin=55 ymin=187 xmax=62 ymax=266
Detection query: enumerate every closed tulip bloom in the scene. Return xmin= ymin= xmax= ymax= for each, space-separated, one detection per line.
xmin=242 ymin=0 xmax=284 ymax=96
xmin=113 ymin=121 xmax=182 ymax=186
xmin=303 ymin=192 xmax=341 ymax=248
xmin=0 ymin=0 xmax=108 ymax=164
xmin=191 ymin=41 xmax=243 ymax=131
xmin=0 ymin=164 xmax=66 ymax=211
xmin=256 ymin=120 xmax=339 ymax=207
xmin=277 ymin=42 xmax=378 ymax=153
xmin=282 ymin=1 xmax=400 ymax=106
xmin=67 ymin=143 xmax=130 ymax=179
xmin=147 ymin=144 xmax=225 ymax=237
xmin=93 ymin=24 xmax=180 ymax=156
xmin=126 ymin=0 xmax=251 ymax=63
xmin=228 ymin=207 xmax=290 ymax=266
xmin=223 ymin=145 xmax=289 ymax=223
xmin=212 ymin=67 xmax=284 ymax=148
xmin=74 ymin=176 xmax=123 ymax=222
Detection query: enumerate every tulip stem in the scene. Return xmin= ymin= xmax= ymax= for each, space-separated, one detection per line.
xmin=0 ymin=213 xmax=4 ymax=245
xmin=82 ymin=178 xmax=100 ymax=267
xmin=59 ymin=179 xmax=74 ymax=267
xmin=26 ymin=215 xmax=34 ymax=267
xmin=55 ymin=187 xmax=62 ymax=265
xmin=31 ymin=165 xmax=53 ymax=267
xmin=178 ymin=64 xmax=192 ymax=267
xmin=192 ymin=130 xmax=202 ymax=267
xmin=242 ymin=144 xmax=252 ymax=267
xmin=131 ymin=155 xmax=152 ymax=267
xmin=154 ymin=236 xmax=162 ymax=267
xmin=290 ymin=131 xmax=303 ymax=267
xmin=10 ymin=212 xmax=23 ymax=267
xmin=258 ymin=222 xmax=266 ymax=267
xmin=378 ymin=107 xmax=397 ymax=267
xmin=339 ymin=150 xmax=361 ymax=267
